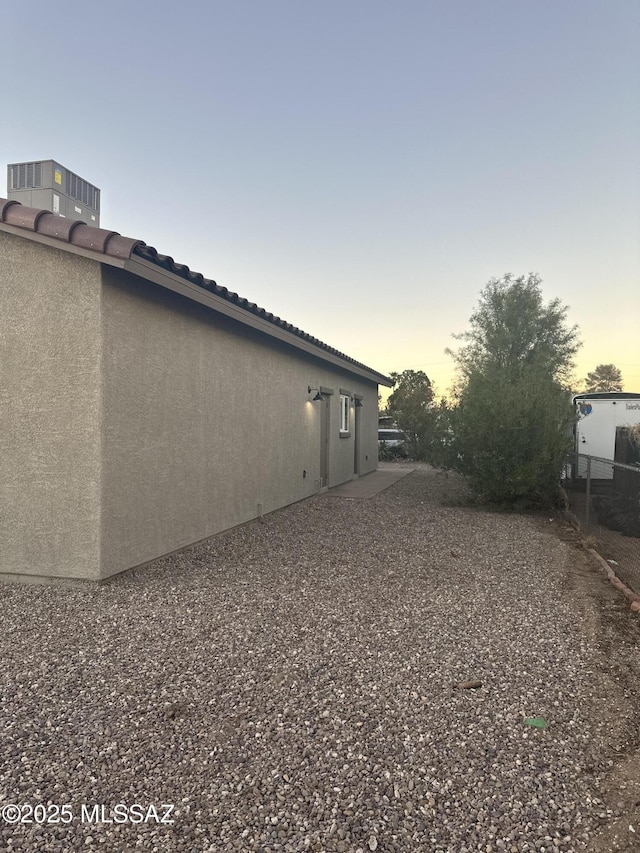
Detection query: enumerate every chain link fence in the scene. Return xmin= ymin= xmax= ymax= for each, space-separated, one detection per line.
xmin=563 ymin=452 xmax=640 ymax=595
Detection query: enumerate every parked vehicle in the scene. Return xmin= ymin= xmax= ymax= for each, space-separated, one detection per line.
xmin=572 ymin=392 xmax=640 ymax=477
xmin=378 ymin=428 xmax=408 ymax=458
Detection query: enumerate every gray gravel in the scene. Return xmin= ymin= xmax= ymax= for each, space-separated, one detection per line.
xmin=1 ymin=464 xmax=638 ymax=852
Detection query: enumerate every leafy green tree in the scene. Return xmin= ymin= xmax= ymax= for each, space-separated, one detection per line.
xmin=386 ymin=370 xmax=435 ymax=460
xmin=448 ymin=363 xmax=575 ymax=505
xmin=447 ymin=273 xmax=580 ymax=385
xmin=446 ymin=274 xmax=580 ymax=507
xmin=583 ymin=363 xmax=623 ymax=393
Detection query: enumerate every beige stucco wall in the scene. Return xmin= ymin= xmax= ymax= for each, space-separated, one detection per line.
xmin=0 ymin=233 xmax=380 ymax=582
xmin=99 ymin=267 xmax=379 ymax=579
xmin=0 ymin=233 xmax=102 ymax=580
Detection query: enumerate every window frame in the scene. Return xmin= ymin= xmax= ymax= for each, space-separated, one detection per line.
xmin=339 ymin=391 xmax=351 ymax=437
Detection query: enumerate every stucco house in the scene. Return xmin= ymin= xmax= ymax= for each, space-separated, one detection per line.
xmin=0 ymin=197 xmax=392 ymax=582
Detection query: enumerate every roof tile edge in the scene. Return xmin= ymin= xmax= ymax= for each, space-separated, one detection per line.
xmin=0 ymin=198 xmax=391 ymax=383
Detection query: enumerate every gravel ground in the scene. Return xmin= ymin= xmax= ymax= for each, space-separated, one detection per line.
xmin=1 ymin=464 xmax=639 ymax=853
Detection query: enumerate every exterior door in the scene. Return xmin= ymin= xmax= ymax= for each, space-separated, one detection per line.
xmin=320 ymin=394 xmax=329 ymax=489
xmin=354 ymin=399 xmax=361 ymax=475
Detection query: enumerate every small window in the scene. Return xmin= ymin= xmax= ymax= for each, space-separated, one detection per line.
xmin=339 ymin=394 xmax=350 ymax=434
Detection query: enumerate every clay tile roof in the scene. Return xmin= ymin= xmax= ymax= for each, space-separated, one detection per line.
xmin=37 ymin=212 xmax=85 ymax=242
xmin=0 ymin=198 xmax=18 ymax=219
xmin=0 ymin=197 xmax=145 ymax=256
xmin=69 ymin=223 xmax=119 ymax=253
xmin=0 ymin=198 xmax=391 ymax=382
xmin=3 ymin=200 xmax=49 ymax=231
xmin=104 ymin=234 xmax=145 ymax=260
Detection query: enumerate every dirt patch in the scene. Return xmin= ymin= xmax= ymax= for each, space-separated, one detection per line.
xmin=587 ymin=754 xmax=640 ymax=852
xmin=547 ymin=516 xmax=640 ymax=851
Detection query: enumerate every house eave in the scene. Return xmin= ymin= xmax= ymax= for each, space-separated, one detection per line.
xmin=0 ymin=218 xmax=393 ymax=387
xmin=123 ymin=254 xmax=394 ymax=386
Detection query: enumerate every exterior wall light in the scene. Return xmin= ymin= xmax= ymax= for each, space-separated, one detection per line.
xmin=308 ymin=386 xmax=324 ymax=401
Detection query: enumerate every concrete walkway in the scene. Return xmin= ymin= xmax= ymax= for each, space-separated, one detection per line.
xmin=326 ymin=466 xmax=414 ymax=498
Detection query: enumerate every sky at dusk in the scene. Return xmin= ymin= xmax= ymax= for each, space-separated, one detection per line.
xmin=3 ymin=0 xmax=639 ymax=399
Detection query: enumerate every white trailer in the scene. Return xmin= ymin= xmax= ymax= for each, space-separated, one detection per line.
xmin=572 ymin=392 xmax=640 ymax=477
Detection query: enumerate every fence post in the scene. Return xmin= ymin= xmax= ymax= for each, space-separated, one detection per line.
xmin=585 ymin=456 xmax=591 ymax=530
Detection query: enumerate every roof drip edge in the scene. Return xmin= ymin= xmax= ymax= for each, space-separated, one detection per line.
xmin=0 ymin=197 xmax=392 ymax=385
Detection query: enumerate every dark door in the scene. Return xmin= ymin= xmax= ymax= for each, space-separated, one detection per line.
xmin=320 ymin=394 xmax=329 ymax=488
xmin=354 ymin=400 xmax=361 ymax=475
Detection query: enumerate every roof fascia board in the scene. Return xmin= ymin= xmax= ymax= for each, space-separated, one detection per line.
xmin=0 ymin=219 xmax=393 ymax=387
xmin=124 ymin=255 xmax=393 ymax=387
